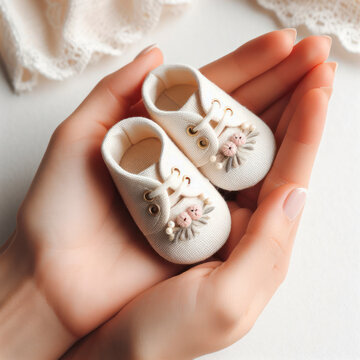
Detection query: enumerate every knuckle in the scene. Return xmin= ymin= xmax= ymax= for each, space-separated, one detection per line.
xmin=296 ymin=37 xmax=329 ymax=67
xmin=267 ymin=236 xmax=290 ymax=285
xmin=51 ymin=121 xmax=66 ymax=141
xmin=268 ymin=235 xmax=287 ymax=259
xmin=265 ymin=32 xmax=293 ymax=58
xmin=95 ymin=75 xmax=126 ymax=106
xmin=209 ymin=289 xmax=241 ymax=331
xmin=306 ymin=36 xmax=331 ymax=62
xmin=50 ymin=120 xmax=73 ymax=145
xmin=97 ymin=75 xmax=109 ymax=90
xmin=266 ymin=236 xmax=288 ymax=263
xmin=16 ymin=202 xmax=37 ymax=238
xmin=272 ymin=259 xmax=289 ymax=285
xmin=208 ymin=296 xmax=255 ymax=345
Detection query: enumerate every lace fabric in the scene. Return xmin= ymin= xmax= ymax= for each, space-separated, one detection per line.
xmin=2 ymin=0 xmax=358 ymax=93
xmin=257 ymin=0 xmax=360 ymax=53
xmin=0 ymin=0 xmax=190 ymax=93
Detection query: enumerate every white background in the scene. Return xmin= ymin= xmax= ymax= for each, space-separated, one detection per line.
xmin=1 ymin=0 xmax=359 ymax=359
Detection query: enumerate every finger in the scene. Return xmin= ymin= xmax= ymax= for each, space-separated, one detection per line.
xmin=236 ymin=64 xmax=334 ymax=207
xmin=216 ymin=206 xmax=252 ymax=261
xmin=236 ymin=181 xmax=263 ymax=210
xmin=68 ymin=47 xmax=163 ymax=131
xmin=212 ymin=184 xmax=306 ymax=321
xmin=227 ymin=200 xmax=241 ymax=213
xmin=259 ymin=87 xmax=332 ymax=202
xmin=128 ymin=99 xmax=149 ymax=118
xmin=260 ymin=92 xmax=292 ymax=131
xmin=128 ymin=30 xmax=295 ymax=120
xmin=231 ymin=36 xmax=332 ymax=114
xmin=129 ymin=30 xmax=296 ymax=119
xmin=238 ymin=63 xmax=335 ymax=207
xmin=200 ymin=29 xmax=296 ymax=93
xmin=275 ymin=62 xmax=337 ymax=143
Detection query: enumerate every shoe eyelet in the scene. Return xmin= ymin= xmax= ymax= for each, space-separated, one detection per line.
xmin=197 ymin=137 xmax=209 ymax=149
xmin=183 ymin=175 xmax=191 ymax=185
xmin=148 ymin=203 xmax=160 ymax=216
xmin=143 ymin=190 xmax=153 ymax=202
xmin=225 ymin=107 xmax=233 ymax=116
xmin=171 ymin=167 xmax=181 ymax=176
xmin=212 ymin=99 xmax=221 ymax=107
xmin=186 ymin=125 xmax=198 ymax=137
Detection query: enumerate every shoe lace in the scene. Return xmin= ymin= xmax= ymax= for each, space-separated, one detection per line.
xmin=193 ymin=99 xmax=233 ymax=137
xmin=147 ymin=168 xmax=192 ymax=207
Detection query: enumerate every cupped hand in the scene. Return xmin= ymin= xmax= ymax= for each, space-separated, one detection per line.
xmin=3 ymin=30 xmax=335 ymax=359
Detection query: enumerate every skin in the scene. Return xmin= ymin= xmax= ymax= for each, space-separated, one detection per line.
xmin=0 ymin=29 xmax=335 ymax=359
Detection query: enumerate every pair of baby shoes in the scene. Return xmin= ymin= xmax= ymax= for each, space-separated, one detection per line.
xmin=102 ymin=64 xmax=276 ymax=264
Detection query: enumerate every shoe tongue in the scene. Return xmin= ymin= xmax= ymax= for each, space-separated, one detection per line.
xmin=180 ymin=89 xmax=244 ymax=129
xmin=179 ymin=90 xmax=204 ymax=115
xmin=138 ymin=163 xmax=162 ymax=182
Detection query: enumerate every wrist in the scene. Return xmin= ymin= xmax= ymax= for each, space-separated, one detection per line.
xmin=62 ymin=310 xmax=199 ymax=360
xmin=0 ymin=231 xmax=76 ymax=359
xmin=62 ymin=311 xmax=192 ymax=360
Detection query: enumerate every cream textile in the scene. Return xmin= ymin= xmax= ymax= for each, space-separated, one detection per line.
xmin=257 ymin=0 xmax=360 ymax=53
xmin=0 ymin=0 xmax=190 ymax=93
xmin=101 ymin=117 xmax=231 ymax=264
xmin=142 ymin=64 xmax=276 ymax=191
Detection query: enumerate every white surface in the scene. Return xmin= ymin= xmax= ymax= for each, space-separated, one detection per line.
xmin=1 ymin=0 xmax=359 ymax=359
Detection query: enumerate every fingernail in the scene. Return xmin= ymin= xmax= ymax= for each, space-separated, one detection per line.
xmin=319 ymin=86 xmax=333 ymax=98
xmin=321 ymin=35 xmax=332 ymax=46
xmin=283 ymin=188 xmax=307 ymax=221
xmin=327 ymin=61 xmax=338 ymax=73
xmin=134 ymin=43 xmax=158 ymax=60
xmin=282 ymin=28 xmax=297 ymax=42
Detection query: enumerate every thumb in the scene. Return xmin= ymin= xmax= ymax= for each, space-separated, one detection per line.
xmin=214 ymin=184 xmax=307 ymax=322
xmin=246 ymin=183 xmax=307 ymax=243
xmin=66 ymin=46 xmax=163 ymax=132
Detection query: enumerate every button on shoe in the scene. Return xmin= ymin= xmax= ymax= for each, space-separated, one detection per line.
xmin=101 ymin=117 xmax=231 ymax=264
xmin=142 ymin=64 xmax=276 ymax=191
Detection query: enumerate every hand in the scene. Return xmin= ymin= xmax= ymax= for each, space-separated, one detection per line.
xmin=0 ymin=30 xmax=335 ymax=359
xmin=1 ymin=47 xmax=174 ymax=359
xmin=61 ymin=30 xmax=335 ymax=359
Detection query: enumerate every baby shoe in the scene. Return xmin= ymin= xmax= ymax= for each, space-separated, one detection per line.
xmin=142 ymin=64 xmax=276 ymax=191
xmin=101 ymin=117 xmax=231 ymax=264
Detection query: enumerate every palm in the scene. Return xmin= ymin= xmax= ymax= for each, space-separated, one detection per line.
xmin=22 ymin=126 xmax=180 ymax=335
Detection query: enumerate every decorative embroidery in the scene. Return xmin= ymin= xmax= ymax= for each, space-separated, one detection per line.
xmin=210 ymin=122 xmax=259 ymax=172
xmin=165 ymin=200 xmax=214 ymax=242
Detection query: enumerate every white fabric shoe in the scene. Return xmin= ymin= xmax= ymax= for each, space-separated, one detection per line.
xmin=142 ymin=64 xmax=276 ymax=191
xmin=101 ymin=117 xmax=231 ymax=264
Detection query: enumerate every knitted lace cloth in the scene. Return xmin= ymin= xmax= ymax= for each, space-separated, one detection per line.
xmin=2 ymin=1 xmax=359 ymax=93
xmin=0 ymin=0 xmax=190 ymax=93
xmin=257 ymin=0 xmax=360 ymax=53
